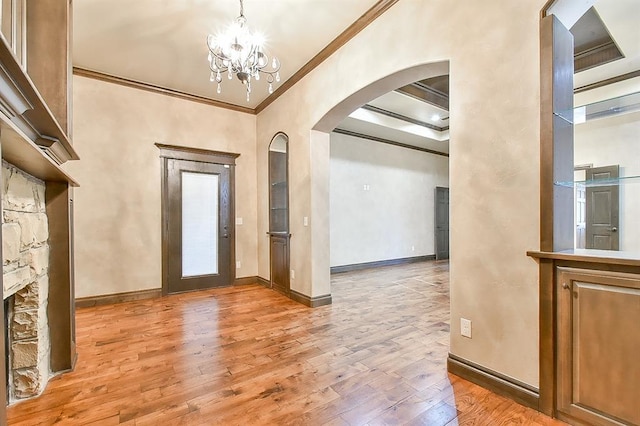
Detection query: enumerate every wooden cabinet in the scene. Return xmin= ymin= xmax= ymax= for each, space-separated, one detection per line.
xmin=270 ymin=234 xmax=290 ymax=296
xmin=556 ymin=267 xmax=640 ymax=426
xmin=268 ymin=133 xmax=290 ymax=296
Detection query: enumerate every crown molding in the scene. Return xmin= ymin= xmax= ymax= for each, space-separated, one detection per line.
xmin=574 ymin=70 xmax=640 ymax=94
xmin=333 ymin=128 xmax=449 ymax=157
xmin=361 ymin=104 xmax=448 ymax=132
xmin=73 ymin=1 xmax=399 ymax=117
xmin=72 ymin=67 xmax=255 ymax=115
xmin=254 ymin=0 xmax=400 ymax=114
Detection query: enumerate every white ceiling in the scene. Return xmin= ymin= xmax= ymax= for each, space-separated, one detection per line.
xmin=336 ymin=90 xmax=450 ymax=154
xmin=574 ymin=0 xmax=640 ymax=88
xmin=73 ymin=0 xmax=379 ymax=108
xmin=73 ymin=0 xmax=638 ymax=156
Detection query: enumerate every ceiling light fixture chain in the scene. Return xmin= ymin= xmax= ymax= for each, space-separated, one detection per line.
xmin=207 ymin=0 xmax=281 ymax=101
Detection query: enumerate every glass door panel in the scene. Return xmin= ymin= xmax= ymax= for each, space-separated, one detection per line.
xmin=181 ymin=172 xmax=219 ymax=277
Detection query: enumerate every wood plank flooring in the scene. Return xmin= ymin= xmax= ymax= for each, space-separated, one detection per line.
xmin=7 ymin=261 xmax=567 ymax=425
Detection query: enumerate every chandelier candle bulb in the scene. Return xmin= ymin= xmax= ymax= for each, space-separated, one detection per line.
xmin=206 ymin=0 xmax=281 ymax=101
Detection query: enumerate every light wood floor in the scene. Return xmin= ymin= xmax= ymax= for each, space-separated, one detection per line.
xmin=7 ymin=261 xmax=567 ymax=425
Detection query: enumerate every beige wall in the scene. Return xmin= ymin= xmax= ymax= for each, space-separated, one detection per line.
xmin=67 ymin=76 xmax=258 ymax=298
xmin=256 ymin=1 xmax=544 ymax=387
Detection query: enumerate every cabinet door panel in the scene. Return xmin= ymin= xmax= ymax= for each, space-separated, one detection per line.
xmin=557 ymin=268 xmax=640 ymax=426
xmin=270 ymin=236 xmax=290 ymax=296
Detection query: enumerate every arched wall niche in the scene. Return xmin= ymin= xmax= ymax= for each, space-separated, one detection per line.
xmin=267 ymin=132 xmax=291 ymax=296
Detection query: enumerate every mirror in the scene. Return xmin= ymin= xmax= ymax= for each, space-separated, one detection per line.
xmin=573 ymin=92 xmax=640 ymax=251
xmin=569 ymin=0 xmax=640 ymax=252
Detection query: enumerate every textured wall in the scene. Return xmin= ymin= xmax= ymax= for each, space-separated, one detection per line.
xmin=256 ymin=1 xmax=544 ymax=387
xmin=67 ymin=76 xmax=258 ymax=298
xmin=2 ymin=161 xmax=51 ymax=400
xmin=330 ymin=132 xmax=449 ymax=267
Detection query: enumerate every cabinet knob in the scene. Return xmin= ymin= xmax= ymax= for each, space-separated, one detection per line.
xmin=611 ymin=227 xmax=618 ymax=232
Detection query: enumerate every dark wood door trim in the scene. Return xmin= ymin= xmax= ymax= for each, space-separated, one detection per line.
xmin=159 ymin=145 xmax=238 ymax=295
xmin=156 ymin=143 xmax=240 ymax=165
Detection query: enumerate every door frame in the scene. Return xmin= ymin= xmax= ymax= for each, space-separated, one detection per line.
xmin=156 ymin=143 xmax=240 ymax=295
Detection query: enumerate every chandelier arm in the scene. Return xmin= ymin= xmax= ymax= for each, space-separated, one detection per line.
xmin=239 ymin=0 xmax=244 ymax=18
xmin=253 ymin=53 xmax=281 ymax=74
xmin=256 ymin=63 xmax=281 ymax=76
xmin=208 ymin=47 xmax=230 ymax=63
xmin=209 ymin=60 xmax=228 ymax=74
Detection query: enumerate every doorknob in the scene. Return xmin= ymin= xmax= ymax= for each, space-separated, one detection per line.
xmin=611 ymin=227 xmax=618 ymax=232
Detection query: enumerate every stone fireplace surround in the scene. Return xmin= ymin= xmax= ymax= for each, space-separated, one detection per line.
xmin=2 ymin=161 xmax=50 ymax=402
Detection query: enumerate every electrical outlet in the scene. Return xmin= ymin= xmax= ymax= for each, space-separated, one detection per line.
xmin=291 ymin=269 xmax=295 ymax=279
xmin=236 ymin=261 xmax=241 ymax=269
xmin=461 ymin=318 xmax=472 ymax=338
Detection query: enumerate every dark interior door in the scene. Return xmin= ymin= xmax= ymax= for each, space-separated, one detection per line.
xmin=435 ymin=187 xmax=450 ymax=260
xmin=165 ymin=158 xmax=233 ymax=293
xmin=585 ymin=165 xmax=619 ymax=250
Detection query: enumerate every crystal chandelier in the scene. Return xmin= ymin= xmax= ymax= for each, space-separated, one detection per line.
xmin=207 ymin=0 xmax=281 ymax=101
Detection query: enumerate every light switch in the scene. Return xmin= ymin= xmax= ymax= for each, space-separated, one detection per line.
xmin=236 ymin=217 xmax=243 ymax=225
xmin=303 ymin=216 xmax=309 ymax=226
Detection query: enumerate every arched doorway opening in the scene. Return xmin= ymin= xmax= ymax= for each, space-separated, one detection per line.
xmin=312 ymin=60 xmax=451 ymax=298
